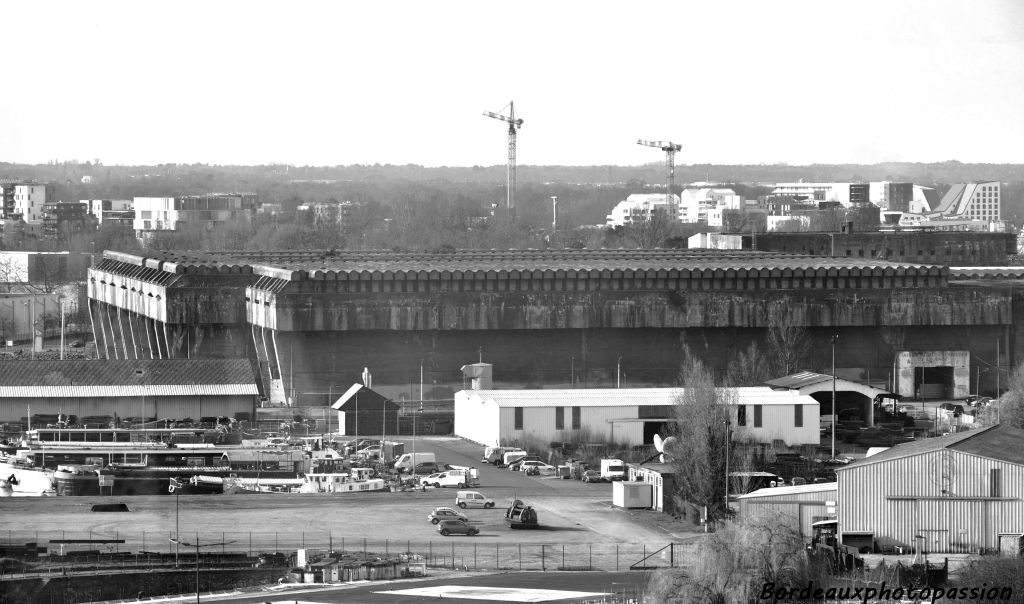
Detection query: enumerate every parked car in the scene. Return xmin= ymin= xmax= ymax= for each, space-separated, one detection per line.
xmin=965 ymin=396 xmax=992 ymax=408
xmin=519 ymin=461 xmax=555 ymax=473
xmin=427 ymin=507 xmax=468 ymax=524
xmin=455 ymin=490 xmax=495 ymax=509
xmin=437 ymin=519 xmax=479 ymax=536
xmin=507 ymin=456 xmax=543 ymax=471
xmin=582 ymin=470 xmax=607 ymax=483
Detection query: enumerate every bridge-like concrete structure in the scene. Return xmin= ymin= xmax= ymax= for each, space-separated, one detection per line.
xmin=86 ymin=249 xmax=1023 ymax=406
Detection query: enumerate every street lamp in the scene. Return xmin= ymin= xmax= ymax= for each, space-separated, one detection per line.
xmin=616 ymin=356 xmax=622 ymax=389
xmin=831 ymin=334 xmax=839 ymax=460
xmin=570 ymin=355 xmax=575 ymax=388
xmin=169 ymin=536 xmax=233 ymax=604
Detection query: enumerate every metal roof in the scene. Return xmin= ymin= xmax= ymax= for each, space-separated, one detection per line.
xmin=765 ymin=372 xmax=834 ymax=390
xmin=461 ymin=387 xmax=819 ymax=408
xmin=737 ymin=482 xmax=838 ymax=499
xmin=836 ymin=424 xmax=1024 ymax=469
xmin=0 ymin=359 xmax=259 ymax=398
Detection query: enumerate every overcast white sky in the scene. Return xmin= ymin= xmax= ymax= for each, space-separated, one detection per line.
xmin=2 ymin=0 xmax=1022 ymax=167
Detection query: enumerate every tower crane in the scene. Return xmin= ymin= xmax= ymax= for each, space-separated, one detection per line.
xmin=637 ymin=139 xmax=682 ymax=208
xmin=484 ymin=102 xmax=524 ymax=218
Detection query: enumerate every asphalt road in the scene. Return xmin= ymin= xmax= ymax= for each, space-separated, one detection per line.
xmin=169 ymin=571 xmax=651 ymax=603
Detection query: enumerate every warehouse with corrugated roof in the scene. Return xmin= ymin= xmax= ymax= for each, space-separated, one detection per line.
xmin=0 ymin=359 xmax=261 ymax=427
xmin=835 ymin=424 xmax=1024 ymax=555
xmin=454 ymin=365 xmax=820 ymax=448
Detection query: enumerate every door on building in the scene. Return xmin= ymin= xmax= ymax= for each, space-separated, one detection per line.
xmin=915 ymin=366 xmax=954 ymax=399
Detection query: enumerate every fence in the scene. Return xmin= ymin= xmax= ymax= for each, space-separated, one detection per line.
xmin=0 ymin=530 xmax=685 ymax=578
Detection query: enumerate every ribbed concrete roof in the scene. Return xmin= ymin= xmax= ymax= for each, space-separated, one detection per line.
xmin=0 ymin=359 xmax=259 ymax=397
xmin=101 ymin=249 xmax=946 ymax=280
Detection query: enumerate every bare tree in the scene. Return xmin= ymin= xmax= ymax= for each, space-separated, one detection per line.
xmin=0 ymin=253 xmax=29 ymax=292
xmin=623 ymin=207 xmax=674 ymax=249
xmin=724 ymin=342 xmax=774 ymax=387
xmin=671 ymin=357 xmax=732 ymax=522
xmin=766 ymin=303 xmax=809 ymax=377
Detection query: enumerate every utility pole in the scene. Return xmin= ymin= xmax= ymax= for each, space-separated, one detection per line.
xmin=831 ymin=335 xmax=839 ymax=460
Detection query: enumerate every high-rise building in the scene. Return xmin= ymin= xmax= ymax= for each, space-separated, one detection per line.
xmin=930 ymin=182 xmax=1001 ymax=222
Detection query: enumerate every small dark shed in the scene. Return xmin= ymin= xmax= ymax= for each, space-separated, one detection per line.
xmin=331 ymin=384 xmax=400 ymax=437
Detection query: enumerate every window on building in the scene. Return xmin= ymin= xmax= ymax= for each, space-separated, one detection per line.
xmin=737 ymin=405 xmax=746 ymax=427
xmin=794 ymin=405 xmax=803 ymax=427
xmin=514 ymin=407 xmax=523 ymax=430
xmin=555 ymin=406 xmax=564 ymax=430
xmin=754 ymin=405 xmax=763 ymax=428
xmin=572 ymin=406 xmax=581 ymax=430
xmin=991 ymin=468 xmax=1001 ymax=498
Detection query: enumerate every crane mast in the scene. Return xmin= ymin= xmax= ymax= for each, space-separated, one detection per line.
xmin=637 ymin=139 xmax=682 ymax=213
xmin=484 ymin=102 xmax=524 ymax=218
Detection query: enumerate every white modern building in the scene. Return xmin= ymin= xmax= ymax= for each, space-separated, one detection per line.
xmin=86 ymin=199 xmax=133 ymax=224
xmin=133 ymin=193 xmax=257 ymax=237
xmin=454 ymin=385 xmax=821 ymax=448
xmin=929 ymin=182 xmax=1001 ymax=222
xmin=605 ymin=193 xmax=679 ymax=227
xmin=770 ymin=183 xmax=869 ymax=207
xmin=679 ymin=188 xmax=743 ymax=223
xmin=12 ymin=183 xmax=48 ymax=223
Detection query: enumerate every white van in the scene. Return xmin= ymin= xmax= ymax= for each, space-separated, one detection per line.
xmin=394 ymin=452 xmax=436 ymax=473
xmin=420 ymin=469 xmax=476 ymax=488
xmin=455 ymin=490 xmax=495 ymax=509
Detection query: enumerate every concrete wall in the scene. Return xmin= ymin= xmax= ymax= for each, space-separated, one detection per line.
xmin=895 ymin=350 xmax=970 ymax=399
xmin=743 ymin=231 xmax=1016 ymax=264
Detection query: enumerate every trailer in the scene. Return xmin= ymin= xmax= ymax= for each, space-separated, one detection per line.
xmin=504 ymin=499 xmax=539 ymax=530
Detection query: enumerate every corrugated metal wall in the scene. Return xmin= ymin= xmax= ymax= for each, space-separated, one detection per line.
xmin=497 ymin=405 xmax=640 ymax=446
xmin=838 ymin=450 xmax=1024 ymax=553
xmin=734 ymin=404 xmax=820 ymax=446
xmin=738 ymin=488 xmax=837 ymax=538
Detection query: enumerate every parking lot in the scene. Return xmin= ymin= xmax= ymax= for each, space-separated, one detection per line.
xmin=0 ymin=437 xmax=693 ymax=554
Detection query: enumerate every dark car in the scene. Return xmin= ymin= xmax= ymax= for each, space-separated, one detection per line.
xmin=412 ymin=462 xmax=440 ymax=474
xmin=437 ymin=519 xmax=478 ymax=536
xmin=582 ymin=470 xmax=606 ymax=483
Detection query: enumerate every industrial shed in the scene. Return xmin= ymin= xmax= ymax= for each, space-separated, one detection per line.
xmin=331 ymin=384 xmax=400 ymax=437
xmin=628 ymin=463 xmax=677 ymax=514
xmin=454 ymin=386 xmax=820 ymax=448
xmin=0 ymin=359 xmax=260 ymax=426
xmin=835 ymin=424 xmax=1024 ymax=554
xmin=737 ymin=483 xmax=838 ymax=539
xmin=766 ymin=371 xmax=898 ymax=428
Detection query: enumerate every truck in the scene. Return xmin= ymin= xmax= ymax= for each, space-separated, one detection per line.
xmin=482 ymin=446 xmax=526 ymax=465
xmin=393 ymin=452 xmax=436 ymax=474
xmin=600 ymin=458 xmax=626 ymax=481
xmin=501 ymin=450 xmax=529 ymax=468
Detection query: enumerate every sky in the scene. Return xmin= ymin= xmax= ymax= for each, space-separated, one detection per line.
xmin=2 ymin=0 xmax=1023 ymax=168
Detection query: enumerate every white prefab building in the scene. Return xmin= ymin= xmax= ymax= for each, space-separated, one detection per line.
xmin=454 ymin=387 xmax=820 ymax=448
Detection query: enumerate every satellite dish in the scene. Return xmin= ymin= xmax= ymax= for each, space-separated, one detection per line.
xmin=653 ymin=433 xmax=678 ymax=463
